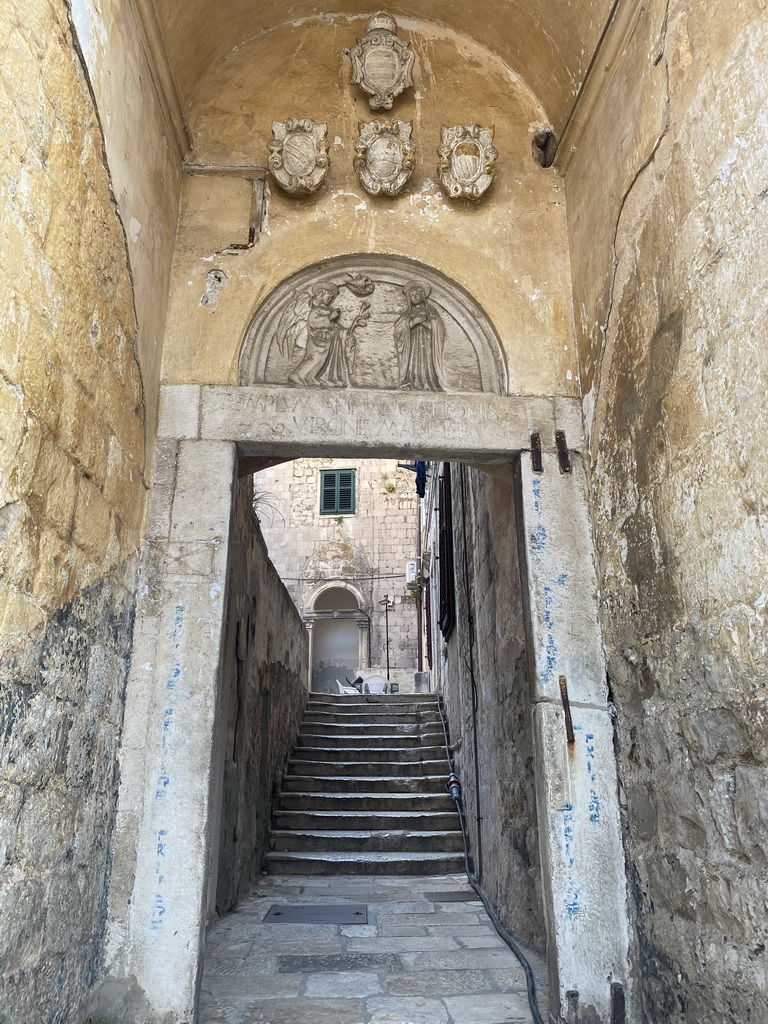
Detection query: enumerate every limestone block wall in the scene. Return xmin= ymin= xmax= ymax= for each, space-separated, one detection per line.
xmin=564 ymin=1 xmax=768 ymax=1019
xmin=256 ymin=458 xmax=421 ymax=680
xmin=214 ymin=477 xmax=308 ymax=913
xmin=436 ymin=465 xmax=546 ymax=956
xmin=0 ymin=1 xmax=147 ymax=1020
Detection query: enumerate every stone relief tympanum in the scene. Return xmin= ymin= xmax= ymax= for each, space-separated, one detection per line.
xmin=353 ymin=120 xmax=415 ymax=196
xmin=437 ymin=124 xmax=498 ymax=200
xmin=268 ymin=118 xmax=329 ymax=194
xmin=240 ymin=255 xmax=507 ymax=395
xmin=348 ymin=13 xmax=415 ymax=110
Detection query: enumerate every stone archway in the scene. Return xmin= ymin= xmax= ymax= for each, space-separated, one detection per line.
xmin=102 ymin=272 xmax=631 ymax=1024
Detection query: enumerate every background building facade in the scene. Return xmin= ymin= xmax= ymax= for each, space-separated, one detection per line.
xmin=255 ymin=457 xmax=424 ymax=691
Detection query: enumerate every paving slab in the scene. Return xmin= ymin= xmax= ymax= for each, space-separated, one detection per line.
xmin=385 ymin=968 xmax=498 ymax=997
xmin=366 ymin=995 xmax=450 ymax=1023
xmin=239 ymin=998 xmax=365 ymax=1023
xmin=444 ymin=991 xmax=532 ymax=1022
xmin=304 ymin=970 xmax=384 ymax=997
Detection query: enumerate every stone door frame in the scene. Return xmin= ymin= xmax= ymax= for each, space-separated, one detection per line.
xmin=101 ymin=383 xmax=632 ymax=1024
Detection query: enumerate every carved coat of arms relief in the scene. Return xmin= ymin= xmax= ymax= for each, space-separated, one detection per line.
xmin=349 ymin=13 xmax=415 ymax=110
xmin=353 ymin=120 xmax=415 ymax=196
xmin=437 ymin=124 xmax=498 ymax=200
xmin=268 ymin=118 xmax=329 ymax=195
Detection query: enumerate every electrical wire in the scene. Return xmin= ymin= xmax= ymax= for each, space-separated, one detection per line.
xmin=437 ymin=697 xmax=546 ymax=1024
xmin=279 ymin=573 xmax=406 ymax=582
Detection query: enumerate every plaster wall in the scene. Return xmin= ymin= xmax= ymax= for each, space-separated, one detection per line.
xmin=564 ymin=1 xmax=768 ymax=1019
xmin=160 ymin=18 xmax=578 ymax=399
xmin=69 ymin=0 xmax=184 ymax=450
xmin=0 ymin=0 xmax=146 ymax=1018
xmin=155 ymin=1 xmax=614 ymax=137
xmin=256 ymin=458 xmax=421 ymax=681
xmin=214 ymin=476 xmax=308 ymax=914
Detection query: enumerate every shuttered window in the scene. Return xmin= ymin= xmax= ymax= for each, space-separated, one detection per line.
xmin=320 ymin=469 xmax=356 ymax=515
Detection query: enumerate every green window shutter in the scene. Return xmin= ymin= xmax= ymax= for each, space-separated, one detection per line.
xmin=320 ymin=470 xmax=356 ymax=515
xmin=321 ymin=472 xmax=338 ymax=513
xmin=337 ymin=471 xmax=355 ymax=513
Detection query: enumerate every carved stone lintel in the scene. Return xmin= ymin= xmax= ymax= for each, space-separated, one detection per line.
xmin=437 ymin=124 xmax=498 ymax=201
xmin=349 ymin=13 xmax=415 ymax=110
xmin=353 ymin=120 xmax=415 ymax=196
xmin=268 ymin=118 xmax=329 ymax=195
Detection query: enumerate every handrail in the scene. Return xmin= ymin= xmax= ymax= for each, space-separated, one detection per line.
xmin=436 ymin=694 xmax=546 ymax=1024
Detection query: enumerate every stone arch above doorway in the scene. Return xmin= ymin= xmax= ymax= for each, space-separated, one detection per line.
xmin=239 ymin=254 xmax=508 ymax=395
xmin=306 ymin=580 xmax=369 ymax=615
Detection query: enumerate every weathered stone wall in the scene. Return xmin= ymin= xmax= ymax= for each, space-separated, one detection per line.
xmin=0 ymin=1 xmax=146 ymax=1019
xmin=564 ymin=1 xmax=768 ymax=1019
xmin=214 ymin=476 xmax=308 ymax=912
xmin=69 ymin=0 xmax=184 ymax=448
xmin=437 ymin=465 xmax=546 ymax=955
xmin=256 ymin=458 xmax=421 ymax=681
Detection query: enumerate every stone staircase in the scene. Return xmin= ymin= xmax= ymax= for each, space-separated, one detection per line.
xmin=267 ymin=691 xmax=465 ymax=875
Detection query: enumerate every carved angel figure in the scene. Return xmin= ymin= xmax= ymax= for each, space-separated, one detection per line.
xmin=394 ymin=282 xmax=446 ymax=391
xmin=285 ymin=284 xmax=370 ymax=388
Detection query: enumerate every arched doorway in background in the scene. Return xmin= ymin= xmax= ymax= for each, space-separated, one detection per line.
xmin=305 ymin=584 xmax=369 ymax=692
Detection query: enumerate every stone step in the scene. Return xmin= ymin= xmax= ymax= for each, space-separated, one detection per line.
xmin=307 ymin=699 xmax=439 ymax=715
xmin=269 ymin=828 xmax=463 ymax=853
xmin=282 ymin=773 xmax=447 ymax=794
xmin=300 ymin=720 xmax=442 ymax=736
xmin=277 ymin=791 xmax=456 ymax=812
xmin=296 ymin=731 xmax=444 ymax=749
xmin=303 ymin=710 xmax=442 ymax=726
xmin=266 ymin=850 xmax=465 ymax=875
xmin=293 ymin=744 xmax=447 ymax=762
xmin=308 ymin=693 xmax=438 ymax=705
xmin=287 ymin=758 xmax=449 ymax=777
xmin=272 ymin=808 xmax=460 ymax=831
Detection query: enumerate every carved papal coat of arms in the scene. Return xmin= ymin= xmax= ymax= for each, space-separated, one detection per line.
xmin=353 ymin=120 xmax=415 ymax=196
xmin=268 ymin=118 xmax=329 ymax=195
xmin=349 ymin=13 xmax=415 ymax=110
xmin=437 ymin=124 xmax=498 ymax=200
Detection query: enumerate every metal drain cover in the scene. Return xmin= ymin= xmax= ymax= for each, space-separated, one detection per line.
xmin=263 ymin=903 xmax=368 ymax=924
xmin=424 ymin=890 xmax=480 ymax=902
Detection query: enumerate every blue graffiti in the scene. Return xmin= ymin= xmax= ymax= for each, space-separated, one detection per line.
xmin=566 ymin=879 xmax=581 ymax=919
xmin=589 ymin=790 xmax=601 ymax=823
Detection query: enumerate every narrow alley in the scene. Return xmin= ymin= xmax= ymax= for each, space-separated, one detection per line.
xmin=198 ymin=690 xmax=547 ymax=1024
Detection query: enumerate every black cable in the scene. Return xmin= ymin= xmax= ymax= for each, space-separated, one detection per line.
xmin=437 ymin=697 xmax=546 ymax=1024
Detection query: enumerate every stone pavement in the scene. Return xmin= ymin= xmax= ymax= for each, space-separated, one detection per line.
xmin=199 ymin=873 xmax=549 ymax=1024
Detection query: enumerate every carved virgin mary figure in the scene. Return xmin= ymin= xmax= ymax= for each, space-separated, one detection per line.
xmin=394 ymin=282 xmax=447 ymax=391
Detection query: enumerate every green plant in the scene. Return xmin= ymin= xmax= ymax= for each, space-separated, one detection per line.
xmin=334 ymin=515 xmax=344 ymax=525
xmin=252 ymin=487 xmax=284 ymax=527
xmin=383 ymin=480 xmax=396 ymax=493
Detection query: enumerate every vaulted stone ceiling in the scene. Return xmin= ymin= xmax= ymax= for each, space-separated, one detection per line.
xmin=154 ymin=0 xmax=616 ymax=131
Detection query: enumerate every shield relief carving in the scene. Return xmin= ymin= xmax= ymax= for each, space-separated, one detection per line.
xmin=353 ymin=120 xmax=415 ymax=196
xmin=437 ymin=124 xmax=498 ymax=200
xmin=349 ymin=13 xmax=415 ymax=110
xmin=268 ymin=118 xmax=329 ymax=195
